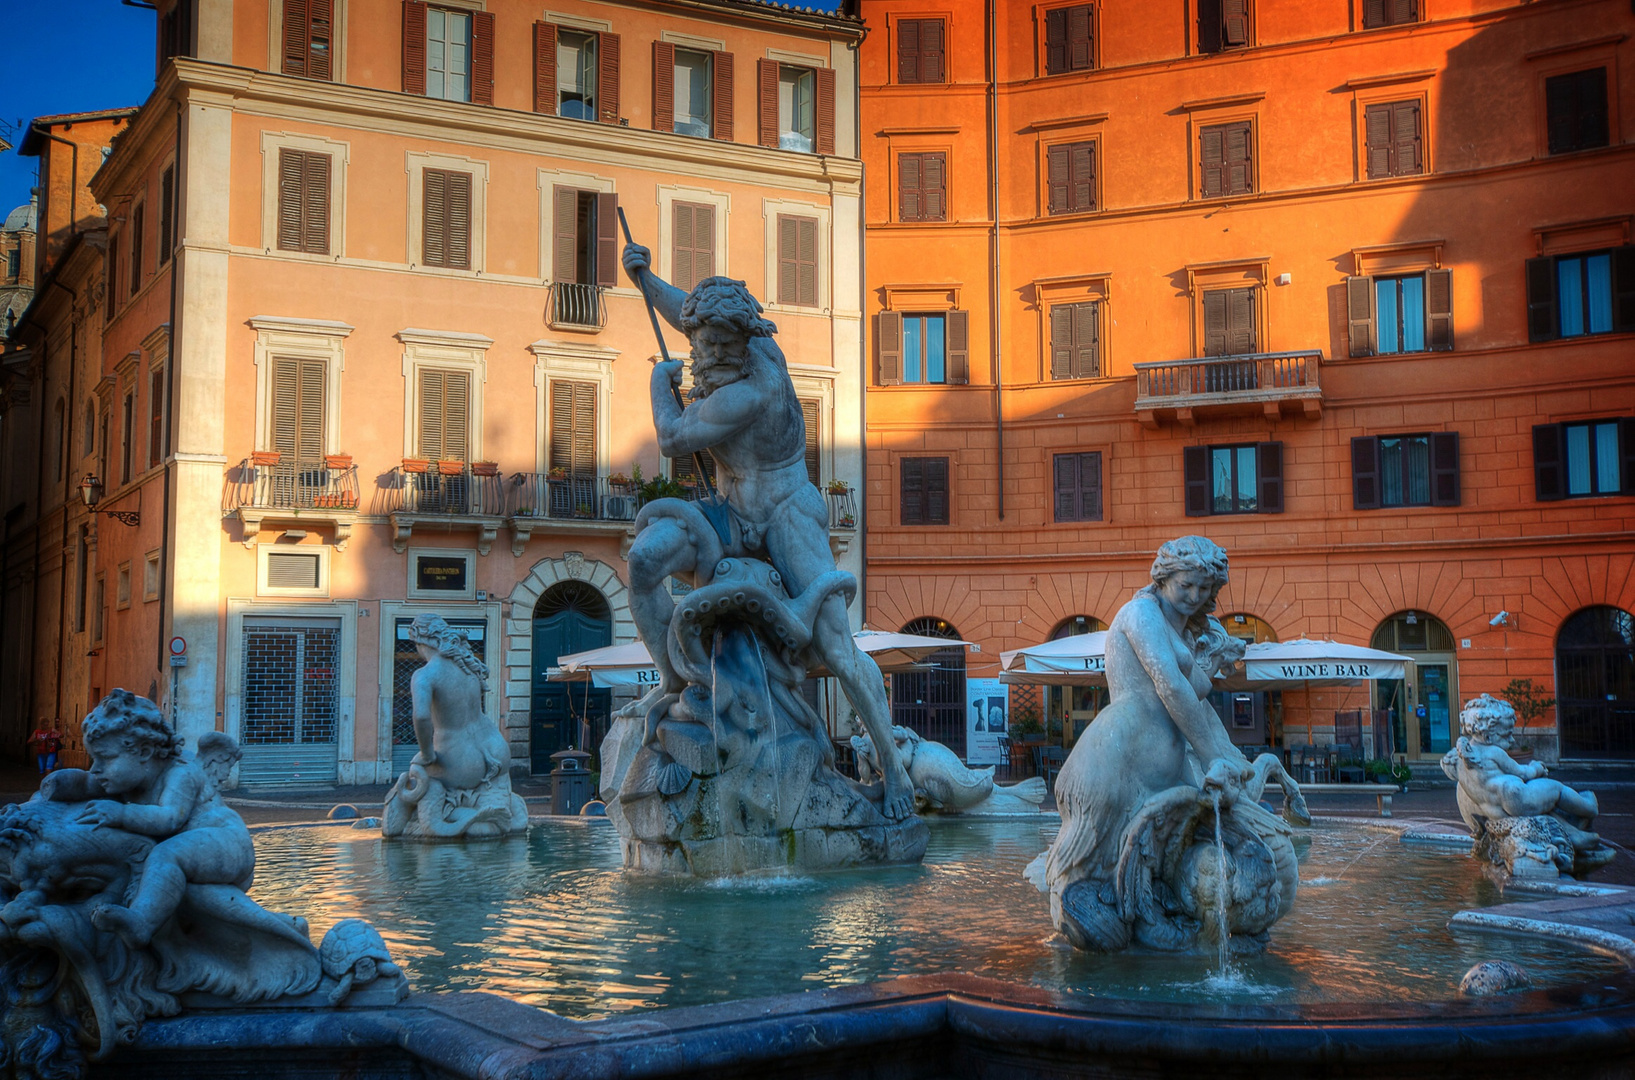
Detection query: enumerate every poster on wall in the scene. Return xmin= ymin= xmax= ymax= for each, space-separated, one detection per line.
xmin=965 ymin=678 xmax=1008 ymax=766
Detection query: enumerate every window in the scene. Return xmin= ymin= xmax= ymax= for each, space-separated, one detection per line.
xmin=559 ymin=30 xmax=597 ymax=119
xmin=1364 ymin=100 xmax=1422 ymax=178
xmin=403 ymin=3 xmax=493 ymax=104
xmin=1526 ymin=248 xmax=1634 ymax=341
xmin=159 ymin=0 xmax=195 ymax=66
xmin=144 ymin=550 xmax=160 ymax=602
xmin=672 ymin=201 xmax=716 ymax=293
xmin=1347 ymin=270 xmax=1452 ymax=356
xmin=1533 ymin=419 xmax=1633 ymax=500
xmin=1049 ymin=301 xmax=1100 ymax=379
xmin=1197 ymin=0 xmax=1250 ymax=53
xmin=549 ymin=379 xmax=597 ymax=479
xmin=779 ymin=66 xmax=814 ymax=151
xmin=652 ymin=42 xmax=732 ymax=139
xmin=416 ymin=368 xmax=471 ymax=462
xmin=427 ymin=8 xmax=470 ymax=101
xmin=117 ymin=562 xmax=132 ymax=610
xmin=148 ymin=366 xmax=165 ymax=465
xmin=901 ymin=457 xmax=949 ymax=525
xmin=757 ymin=61 xmax=835 ymax=154
xmin=1361 ymin=0 xmax=1416 ymax=28
xmin=675 ymin=48 xmax=712 ymax=136
xmin=1201 ymin=286 xmax=1256 ymax=356
xmin=1047 ymin=140 xmax=1096 ymax=215
xmin=272 ymin=356 xmax=327 ymax=467
xmin=158 ymin=166 xmax=175 ymax=265
xmin=1199 ymin=121 xmax=1253 ymax=198
xmin=552 ymin=187 xmax=618 ymax=288
xmin=896 ymin=18 xmax=946 ymax=83
xmin=421 ymin=168 xmax=472 ymax=270
xmin=1053 ymin=451 xmax=1102 ymax=522
xmin=277 ymin=149 xmax=331 ymax=254
xmin=1045 ymin=5 xmax=1094 ymax=74
xmin=1351 ymin=432 xmax=1459 ymax=509
xmin=128 ymin=203 xmax=144 ymax=298
xmin=800 ymin=397 xmax=822 ymax=487
xmin=776 ymin=214 xmax=818 ymax=307
xmin=898 ymin=152 xmax=947 ymax=222
xmin=120 ymin=391 xmax=135 ymax=484
xmin=534 ymin=23 xmax=621 ymax=121
xmin=1546 ymin=68 xmax=1609 ymax=155
xmin=876 ymin=310 xmax=970 ymax=385
xmin=5 ymin=248 xmax=17 ymax=281
xmin=280 ymin=0 xmax=333 ymax=79
xmin=1184 ymin=442 xmax=1283 ymax=515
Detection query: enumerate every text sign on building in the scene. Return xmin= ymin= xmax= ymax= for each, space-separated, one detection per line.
xmin=414 ymin=555 xmax=469 ymax=593
xmin=1243 ymin=659 xmax=1404 ymax=682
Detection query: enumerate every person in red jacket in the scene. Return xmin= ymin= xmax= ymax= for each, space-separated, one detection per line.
xmin=28 ymin=720 xmax=62 ymax=774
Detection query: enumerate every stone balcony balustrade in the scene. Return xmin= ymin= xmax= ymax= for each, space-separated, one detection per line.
xmin=1133 ymin=350 xmax=1323 ymax=427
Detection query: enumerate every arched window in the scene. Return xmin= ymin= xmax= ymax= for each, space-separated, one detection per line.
xmin=892 ymin=617 xmax=967 ymax=757
xmin=1050 ymin=615 xmax=1107 ymax=639
xmin=1219 ymin=612 xmax=1277 ymax=643
xmin=1556 ymin=606 xmax=1635 ymax=759
xmin=1371 ymin=611 xmax=1458 ymax=757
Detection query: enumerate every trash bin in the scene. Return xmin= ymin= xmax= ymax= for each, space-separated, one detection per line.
xmin=550 ymin=748 xmax=593 ymax=816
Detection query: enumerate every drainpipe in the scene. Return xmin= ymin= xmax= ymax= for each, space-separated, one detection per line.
xmin=851 ymin=27 xmax=869 ymax=628
xmin=31 ymin=126 xmax=80 ymax=258
xmin=986 ymin=0 xmax=1004 ymax=521
xmin=155 ymin=99 xmax=183 ymax=681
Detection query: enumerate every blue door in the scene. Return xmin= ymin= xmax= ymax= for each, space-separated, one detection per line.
xmin=530 ymin=581 xmax=612 ymax=774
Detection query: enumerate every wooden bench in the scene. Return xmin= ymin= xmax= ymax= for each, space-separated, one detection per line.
xmin=1294 ymin=782 xmax=1399 ymax=817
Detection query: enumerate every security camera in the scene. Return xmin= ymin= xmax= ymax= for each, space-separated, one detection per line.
xmin=1489 ymin=611 xmax=1511 ymax=627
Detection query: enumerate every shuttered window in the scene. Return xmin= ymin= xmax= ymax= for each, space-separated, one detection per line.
xmin=1526 ymin=247 xmax=1635 ymax=341
xmin=413 ymin=6 xmax=493 ymax=104
xmin=277 ymin=149 xmax=332 ymax=255
xmin=801 ymin=397 xmax=822 ymax=487
xmin=776 ymin=214 xmax=819 ymax=307
xmin=1049 ymin=301 xmax=1100 ymax=379
xmin=1199 ymin=121 xmax=1253 ymax=198
xmin=121 ymin=392 xmax=135 ymax=484
xmin=1545 ymin=68 xmax=1609 ymax=155
xmin=1362 ymin=0 xmax=1416 ymax=28
xmin=158 ymin=166 xmax=175 ymax=265
xmin=536 ymin=24 xmax=620 ymax=122
xmin=1047 ymin=140 xmax=1096 ymax=214
xmin=672 ymin=201 xmax=715 ymax=293
xmin=1346 ymin=270 xmax=1452 ymax=355
xmin=416 ymin=368 xmax=470 ymax=462
xmin=1533 ymin=419 xmax=1634 ymax=500
xmin=281 ymin=0 xmax=333 ymax=79
xmin=1351 ymin=433 xmax=1459 ymax=509
xmin=129 ymin=203 xmax=144 ymax=297
xmin=1184 ymin=442 xmax=1283 ymax=516
xmin=876 ymin=311 xmax=969 ymax=385
xmin=660 ymin=47 xmax=731 ymax=139
xmin=898 ymin=152 xmax=947 ymax=222
xmin=107 ymin=234 xmax=119 ymax=306
xmin=272 ymin=357 xmax=327 ymax=466
xmin=422 ymin=168 xmax=471 ymax=270
xmin=1364 ymin=100 xmax=1422 ymax=178
xmin=1053 ymin=451 xmax=1102 ymax=522
xmin=896 ymin=18 xmax=946 ymax=84
xmin=148 ymin=367 xmax=165 ymax=466
xmin=266 ymin=552 xmax=322 ymax=590
xmin=1201 ymin=287 xmax=1256 ymax=356
xmin=553 ymin=188 xmax=619 ymax=287
xmin=548 ymin=380 xmax=597 ymax=478
xmin=1045 ymin=5 xmax=1094 ymax=74
xmin=1197 ymin=0 xmax=1250 ymax=53
xmin=901 ymin=456 xmax=950 ymax=525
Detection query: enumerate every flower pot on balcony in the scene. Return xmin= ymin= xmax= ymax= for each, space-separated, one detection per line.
xmin=324 ymin=454 xmax=353 ymax=470
xmin=472 ymin=461 xmax=500 ymax=477
xmin=826 ymin=480 xmax=851 ymax=496
xmin=251 ymin=450 xmax=282 ymax=467
xmin=437 ymin=460 xmax=466 ymax=476
xmin=402 ymin=457 xmax=431 ymax=474
xmin=340 ymin=494 xmax=359 ymax=509
xmin=546 ymin=468 xmax=568 ymax=482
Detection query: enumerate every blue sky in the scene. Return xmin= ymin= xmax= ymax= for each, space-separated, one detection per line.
xmin=1 ymin=2 xmax=159 ymax=216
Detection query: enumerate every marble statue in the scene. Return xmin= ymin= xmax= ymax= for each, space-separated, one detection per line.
xmin=383 ymin=615 xmax=528 ymax=840
xmin=1028 ymin=537 xmax=1302 ymax=955
xmin=600 ymin=246 xmax=926 ymax=875
xmin=1441 ymin=694 xmax=1614 ymax=878
xmin=850 ymin=722 xmax=1047 ymax=815
xmin=0 ymin=691 xmax=403 ymax=1078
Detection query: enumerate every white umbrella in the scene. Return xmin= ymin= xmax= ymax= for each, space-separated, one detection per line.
xmin=1228 ymin=639 xmax=1410 ymax=689
xmin=998 ymin=632 xmax=1108 ymax=686
xmin=549 ymin=631 xmax=972 ymax=687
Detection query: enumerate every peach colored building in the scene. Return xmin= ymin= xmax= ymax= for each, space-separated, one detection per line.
xmin=4 ymin=0 xmax=866 ymax=786
xmin=859 ymin=0 xmax=1635 ymax=766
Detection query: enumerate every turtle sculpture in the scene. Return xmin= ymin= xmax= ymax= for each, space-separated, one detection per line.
xmin=319 ymin=918 xmax=402 ymax=1004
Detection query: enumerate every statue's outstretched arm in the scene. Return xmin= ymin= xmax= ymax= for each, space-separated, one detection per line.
xmin=656 ymin=377 xmax=762 ymax=459
xmin=622 ymin=243 xmax=688 ymax=333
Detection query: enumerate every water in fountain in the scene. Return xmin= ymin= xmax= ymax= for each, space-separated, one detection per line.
xmin=1212 ymin=789 xmax=1229 ymax=975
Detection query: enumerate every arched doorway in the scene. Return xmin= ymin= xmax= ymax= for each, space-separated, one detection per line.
xmin=1557 ymin=606 xmax=1635 ymax=759
xmin=1371 ymin=611 xmax=1457 ymax=760
xmin=530 ymin=581 xmax=612 ymax=774
xmin=1048 ymin=615 xmax=1107 ymax=745
xmin=892 ymin=617 xmax=967 ymax=758
xmin=1211 ymin=613 xmax=1278 ymax=749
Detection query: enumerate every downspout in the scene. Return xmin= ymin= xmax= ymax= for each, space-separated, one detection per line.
xmin=155 ymin=99 xmax=182 ymax=680
xmin=986 ymin=0 xmax=1004 ymax=520
xmin=847 ymin=22 xmax=869 ymax=629
xmin=31 ymin=126 xmax=80 ymax=257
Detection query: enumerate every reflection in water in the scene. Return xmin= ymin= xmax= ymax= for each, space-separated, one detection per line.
xmin=249 ymin=819 xmax=1621 ymax=1016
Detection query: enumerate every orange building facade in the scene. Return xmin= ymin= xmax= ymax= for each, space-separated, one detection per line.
xmin=859 ymin=0 xmax=1635 ymax=765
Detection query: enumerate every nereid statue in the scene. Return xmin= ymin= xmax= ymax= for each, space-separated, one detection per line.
xmin=850 ymin=722 xmax=1047 ymax=815
xmin=383 ymin=615 xmax=529 ymax=840
xmin=600 ymin=245 xmax=926 ymax=875
xmin=0 ymin=691 xmax=402 ymax=1078
xmin=1028 ymin=537 xmax=1303 ymax=955
xmin=1441 ymin=694 xmax=1614 ymax=878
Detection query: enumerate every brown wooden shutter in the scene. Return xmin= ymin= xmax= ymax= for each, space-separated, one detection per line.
xmin=1364 ymin=104 xmax=1391 ymax=178
xmin=776 ymin=214 xmax=796 ymax=303
xmin=598 ymin=33 xmax=621 ymax=123
xmin=923 ymin=152 xmax=947 ymax=220
xmin=1425 ymin=268 xmax=1452 ymax=350
xmin=1045 ymin=7 xmax=1067 ymax=74
xmin=1053 ymin=452 xmax=1077 ymax=521
xmin=652 ymin=41 xmax=675 ymax=132
xmin=922 ymin=19 xmax=945 ymax=82
xmin=418 ymin=367 xmax=444 ymax=459
xmin=1049 ymin=304 xmax=1073 ymax=379
xmin=1611 ymin=246 xmax=1635 ymax=332
xmin=149 ymin=369 xmax=164 ymax=464
xmin=757 ymin=59 xmax=779 ymax=148
xmin=900 ymin=456 xmax=924 ymax=524
xmin=308 ymin=0 xmax=332 ymax=80
xmin=675 ymin=201 xmax=714 ymax=292
xmin=1200 ymin=125 xmax=1224 ymax=197
xmin=877 ymin=311 xmax=903 ymax=385
xmin=447 ymin=171 xmax=471 ymax=270
xmin=946 ymin=309 xmax=970 ymax=384
xmin=1345 ymin=275 xmax=1374 ymax=356
xmin=926 ymin=457 xmax=950 ymax=523
xmin=130 ymin=203 xmax=144 ymax=296
xmin=277 ymin=149 xmax=305 ymax=251
xmin=898 ymin=153 xmax=922 ymax=221
xmin=1073 ymin=300 xmax=1099 ymax=377
xmin=815 ymin=66 xmax=836 ymax=155
xmin=283 ymin=0 xmax=310 ymax=75
xmin=550 ymin=380 xmax=597 ymax=476
xmin=801 ymin=397 xmax=821 ymax=487
xmin=274 ymin=357 xmax=326 ymax=465
xmin=1071 ymin=141 xmax=1095 ymax=211
xmin=1227 ymin=287 xmax=1255 ymax=353
xmin=1081 ymin=451 xmax=1102 ymax=519
xmin=1351 ymin=436 xmax=1381 ymax=509
xmin=1068 ymin=5 xmax=1093 ymax=69
xmin=1198 ymin=0 xmax=1223 ymax=53
xmin=712 ymin=51 xmax=734 ymax=141
xmin=303 ymin=151 xmax=330 ymax=254
xmin=897 ymin=19 xmax=921 ymax=84
xmin=674 ymin=202 xmax=695 ymax=292
xmin=1532 ymin=423 xmax=1565 ymax=501
xmin=552 ymin=186 xmax=578 ymax=283
xmin=773 ymin=215 xmax=819 ymax=306
xmin=1222 ymin=0 xmax=1249 ymax=46
xmin=402 ymin=0 xmax=427 ymax=95
xmin=1256 ymin=441 xmax=1283 ymax=513
xmin=1621 ymin=417 xmax=1635 ymax=496
xmin=533 ymin=22 xmax=557 ymax=114
xmin=107 ymin=234 xmax=118 ymax=304
xmin=470 ymin=11 xmax=495 ymax=105
xmin=423 ymin=168 xmax=446 ymax=266
xmin=1525 ymin=256 xmax=1558 ymax=342
xmin=1183 ymin=445 xmax=1210 ymax=516
xmin=1224 ymin=121 xmax=1252 ymax=194
xmin=159 ymin=166 xmax=175 ymax=263
xmin=595 ymin=192 xmax=618 ymax=287
xmin=1202 ymin=289 xmax=1227 ymax=355
xmin=1429 ymin=431 xmax=1460 ymax=506
xmin=1047 ymin=144 xmax=1069 ymax=214
xmin=1362 ymin=0 xmax=1386 ymax=26
xmin=1392 ymin=100 xmax=1422 ymax=175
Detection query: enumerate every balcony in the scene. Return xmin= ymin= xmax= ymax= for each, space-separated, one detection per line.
xmin=224 ymin=453 xmax=361 ymax=548
xmin=380 ymin=462 xmax=508 ymax=555
xmin=506 ymin=472 xmax=640 ymax=556
xmin=1133 ymin=350 xmax=1323 ymax=427
xmin=547 ymin=282 xmax=607 ymax=331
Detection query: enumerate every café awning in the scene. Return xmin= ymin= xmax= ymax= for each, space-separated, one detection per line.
xmin=998 ymin=632 xmax=1108 ymax=686
xmin=1229 ymin=639 xmax=1409 ymax=688
xmin=549 ymin=631 xmax=972 ymax=688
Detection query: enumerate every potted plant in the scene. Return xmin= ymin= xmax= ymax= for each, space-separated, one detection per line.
xmin=1499 ymin=678 xmax=1553 ymax=764
xmin=607 ymin=471 xmax=632 ymax=489
xmin=401 ymin=456 xmax=430 ymax=474
xmin=838 ymin=512 xmax=856 ymax=528
xmin=338 ymin=493 xmax=359 ymax=509
xmin=546 ymin=466 xmax=568 ymax=482
xmin=472 ymin=461 xmax=500 ymax=477
xmin=251 ymin=449 xmax=282 ymax=467
xmin=437 ymin=459 xmax=465 ymax=476
xmin=1364 ymin=757 xmax=1414 ymax=791
xmin=826 ymin=478 xmax=851 ymax=495
xmin=574 ymin=502 xmax=595 ymax=518
xmin=324 ymin=453 xmax=353 ymax=470
xmin=513 ymin=506 xmax=536 ymax=517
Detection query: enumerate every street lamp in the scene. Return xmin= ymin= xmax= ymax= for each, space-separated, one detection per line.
xmin=80 ymin=473 xmax=139 ymax=526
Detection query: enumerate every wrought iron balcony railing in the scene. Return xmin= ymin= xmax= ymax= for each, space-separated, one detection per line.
xmin=224 ymin=456 xmax=360 ymax=514
xmin=379 ymin=464 xmax=507 ymax=517
xmin=1132 ymin=350 xmax=1323 ymax=422
xmin=508 ymin=473 xmax=640 ymax=523
xmin=547 ymin=282 xmax=607 ymax=331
